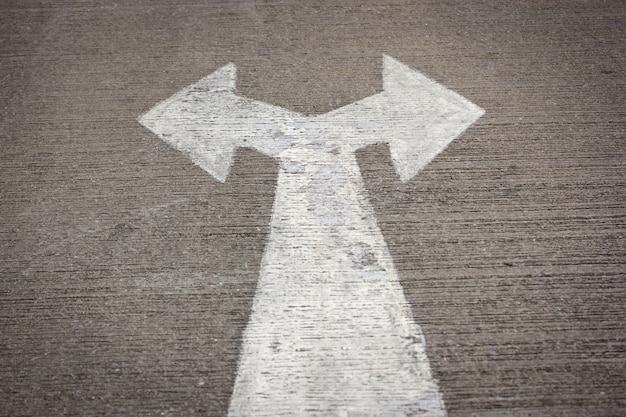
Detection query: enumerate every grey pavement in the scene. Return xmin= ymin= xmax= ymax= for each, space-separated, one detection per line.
xmin=1 ymin=1 xmax=625 ymax=416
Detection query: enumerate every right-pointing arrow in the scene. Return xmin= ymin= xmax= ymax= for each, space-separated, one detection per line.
xmin=317 ymin=55 xmax=485 ymax=181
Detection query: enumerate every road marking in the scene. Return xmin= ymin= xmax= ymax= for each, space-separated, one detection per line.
xmin=139 ymin=55 xmax=484 ymax=416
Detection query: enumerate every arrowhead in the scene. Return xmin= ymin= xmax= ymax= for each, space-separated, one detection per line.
xmin=139 ymin=56 xmax=483 ymax=184
xmin=138 ymin=63 xmax=239 ymax=182
xmin=382 ymin=55 xmax=484 ymax=181
xmin=139 ymin=62 xmax=303 ymax=182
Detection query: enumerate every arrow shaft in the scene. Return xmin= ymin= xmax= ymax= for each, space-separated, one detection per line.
xmin=228 ymin=149 xmax=446 ymax=416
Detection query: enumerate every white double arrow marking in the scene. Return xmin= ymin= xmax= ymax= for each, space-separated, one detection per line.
xmin=140 ymin=55 xmax=484 ymax=416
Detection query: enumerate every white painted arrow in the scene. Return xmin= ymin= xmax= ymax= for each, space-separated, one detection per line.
xmin=140 ymin=55 xmax=484 ymax=416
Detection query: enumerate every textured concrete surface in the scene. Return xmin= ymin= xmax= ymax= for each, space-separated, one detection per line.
xmin=1 ymin=1 xmax=624 ymax=416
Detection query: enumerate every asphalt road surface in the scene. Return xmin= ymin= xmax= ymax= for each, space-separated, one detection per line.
xmin=1 ymin=1 xmax=625 ymax=416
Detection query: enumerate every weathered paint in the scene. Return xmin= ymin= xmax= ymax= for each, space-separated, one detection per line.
xmin=139 ymin=55 xmax=484 ymax=416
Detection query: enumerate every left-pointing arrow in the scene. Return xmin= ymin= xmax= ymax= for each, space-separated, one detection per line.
xmin=139 ymin=62 xmax=302 ymax=182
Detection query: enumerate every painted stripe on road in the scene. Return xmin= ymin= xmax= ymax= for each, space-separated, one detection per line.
xmin=139 ymin=55 xmax=484 ymax=416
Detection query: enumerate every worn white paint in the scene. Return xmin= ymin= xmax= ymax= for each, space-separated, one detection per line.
xmin=139 ymin=55 xmax=484 ymax=416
